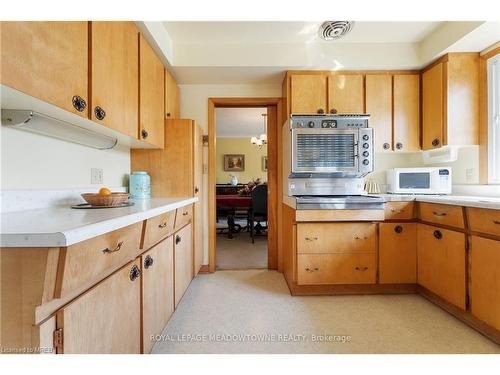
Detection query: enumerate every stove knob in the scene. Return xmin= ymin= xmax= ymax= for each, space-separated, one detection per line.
xmin=308 ymin=121 xmax=315 ymax=128
xmin=362 ymin=134 xmax=369 ymax=141
xmin=322 ymin=122 xmax=328 ymax=128
xmin=296 ymin=122 xmax=303 ymax=128
xmin=363 ymin=159 xmax=370 ymax=166
xmin=362 ymin=143 xmax=369 ymax=149
xmin=363 ymin=151 xmax=369 ymax=157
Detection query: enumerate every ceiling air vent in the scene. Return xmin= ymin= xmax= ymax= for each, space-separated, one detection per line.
xmin=319 ymin=21 xmax=354 ymax=40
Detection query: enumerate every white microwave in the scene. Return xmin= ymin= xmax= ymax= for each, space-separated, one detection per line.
xmin=386 ymin=167 xmax=452 ymax=195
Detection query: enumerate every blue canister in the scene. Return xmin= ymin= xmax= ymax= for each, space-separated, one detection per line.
xmin=129 ymin=171 xmax=151 ymax=199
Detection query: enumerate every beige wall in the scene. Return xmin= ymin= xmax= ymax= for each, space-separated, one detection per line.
xmin=216 ymin=138 xmax=267 ymax=184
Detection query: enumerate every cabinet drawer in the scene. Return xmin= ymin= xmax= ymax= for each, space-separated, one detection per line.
xmin=297 ymin=223 xmax=376 ymax=254
xmin=467 ymin=207 xmax=500 ymax=237
xmin=297 ymin=254 xmax=376 ymax=285
xmin=142 ymin=211 xmax=176 ymax=250
xmin=419 ymin=202 xmax=464 ymax=229
xmin=55 ymin=222 xmax=142 ymax=298
xmin=384 ymin=202 xmax=415 ymax=220
xmin=175 ymin=204 xmax=193 ymax=231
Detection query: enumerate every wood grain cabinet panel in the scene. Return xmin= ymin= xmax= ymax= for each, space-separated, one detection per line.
xmin=417 ymin=224 xmax=466 ymax=309
xmin=470 ymin=236 xmax=500 ymax=330
xmin=467 ymin=207 xmax=500 ymax=237
xmin=297 ymin=254 xmax=376 ymax=285
xmin=90 ymin=21 xmax=138 ymax=138
xmin=297 ymin=223 xmax=376 ymax=254
xmin=174 ymin=223 xmax=193 ymax=307
xmin=384 ymin=201 xmax=415 ymax=220
xmin=418 ymin=202 xmax=464 ymax=229
xmin=365 ymin=75 xmax=392 ymax=151
xmin=379 ymin=223 xmax=417 ymax=283
xmin=142 ymin=211 xmax=176 ymax=250
xmin=393 ymin=74 xmax=420 ymax=152
xmin=290 ymin=74 xmax=327 ymax=114
xmin=175 ymin=205 xmax=193 ymax=232
xmin=0 ymin=21 xmax=88 ymax=117
xmin=139 ymin=34 xmax=165 ymax=148
xmin=165 ymin=69 xmax=180 ymax=119
xmin=56 ymin=260 xmax=141 ymax=354
xmin=328 ymin=74 xmax=364 ymax=114
xmin=422 ymin=62 xmax=444 ymax=150
xmin=141 ymin=238 xmax=174 ymax=353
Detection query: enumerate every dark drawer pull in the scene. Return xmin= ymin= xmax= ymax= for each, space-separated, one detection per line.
xmin=129 ymin=265 xmax=141 ymax=281
xmin=354 ymin=235 xmax=368 ymax=240
xmin=394 ymin=225 xmax=403 ymax=234
xmin=305 ymin=267 xmax=319 ymax=272
xmin=432 ymin=211 xmax=447 ymax=217
xmin=305 ymin=237 xmax=318 ymax=241
xmin=493 ymin=220 xmax=500 ymax=225
xmin=158 ymin=222 xmax=168 ymax=229
xmin=175 ymin=235 xmax=181 ymax=245
xmin=102 ymin=241 xmax=123 ymax=254
xmin=141 ymin=129 xmax=149 ymax=139
xmin=182 ymin=211 xmax=189 ymax=216
xmin=144 ymin=255 xmax=154 ymax=269
xmin=433 ymin=230 xmax=443 ymax=240
xmin=390 ymin=208 xmax=404 ymax=213
xmin=355 ymin=266 xmax=368 ymax=271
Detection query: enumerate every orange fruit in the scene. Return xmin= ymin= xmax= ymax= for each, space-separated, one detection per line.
xmin=98 ymin=187 xmax=112 ymax=196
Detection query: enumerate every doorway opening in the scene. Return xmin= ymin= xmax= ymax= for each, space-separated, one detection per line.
xmin=208 ymin=98 xmax=282 ymax=272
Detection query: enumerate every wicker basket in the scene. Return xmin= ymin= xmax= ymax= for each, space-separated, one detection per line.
xmin=81 ymin=192 xmax=130 ymax=207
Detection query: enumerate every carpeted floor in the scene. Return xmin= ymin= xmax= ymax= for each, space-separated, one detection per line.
xmin=216 ymin=231 xmax=267 ymax=269
xmin=151 ymin=270 xmax=500 ymax=354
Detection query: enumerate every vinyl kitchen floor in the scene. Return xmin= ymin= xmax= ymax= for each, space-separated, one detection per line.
xmin=151 ymin=270 xmax=500 ymax=354
xmin=216 ymin=230 xmax=267 ymax=270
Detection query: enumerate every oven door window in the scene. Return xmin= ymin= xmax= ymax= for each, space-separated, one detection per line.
xmin=399 ymin=173 xmax=430 ymax=189
xmin=293 ymin=131 xmax=358 ymax=172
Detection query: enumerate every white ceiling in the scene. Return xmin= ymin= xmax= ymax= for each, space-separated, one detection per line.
xmin=163 ymin=21 xmax=441 ymax=44
xmin=216 ymin=107 xmax=267 ymax=138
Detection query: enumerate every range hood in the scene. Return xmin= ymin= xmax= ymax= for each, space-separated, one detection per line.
xmin=1 ymin=109 xmax=118 ymax=150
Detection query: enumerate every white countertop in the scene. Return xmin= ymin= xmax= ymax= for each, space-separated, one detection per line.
xmin=0 ymin=197 xmax=197 ymax=248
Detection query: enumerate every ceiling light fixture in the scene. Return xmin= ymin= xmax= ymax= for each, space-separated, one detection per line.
xmin=251 ymin=113 xmax=267 ymax=148
xmin=319 ymin=21 xmax=355 ymax=40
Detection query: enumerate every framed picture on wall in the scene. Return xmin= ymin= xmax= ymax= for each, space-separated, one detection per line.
xmin=262 ymin=156 xmax=268 ymax=172
xmin=224 ymin=154 xmax=245 ymax=171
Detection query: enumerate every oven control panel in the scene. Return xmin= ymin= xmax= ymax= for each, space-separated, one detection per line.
xmin=290 ymin=114 xmax=370 ymax=129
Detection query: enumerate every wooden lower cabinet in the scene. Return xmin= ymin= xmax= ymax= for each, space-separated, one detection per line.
xmin=55 ymin=260 xmax=141 ymax=354
xmin=141 ymin=238 xmax=174 ymax=353
xmin=297 ymin=253 xmax=376 ymax=285
xmin=417 ymin=224 xmax=466 ymax=309
xmin=470 ymin=236 xmax=500 ymax=330
xmin=174 ymin=223 xmax=193 ymax=307
xmin=379 ymin=223 xmax=417 ymax=283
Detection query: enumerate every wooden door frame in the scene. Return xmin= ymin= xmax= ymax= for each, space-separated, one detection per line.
xmin=208 ymin=98 xmax=283 ymax=273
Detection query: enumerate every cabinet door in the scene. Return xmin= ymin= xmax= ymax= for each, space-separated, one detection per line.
xmin=417 ymin=224 xmax=466 ymax=309
xmin=90 ymin=21 xmax=138 ymax=138
xmin=165 ymin=69 xmax=180 ymax=119
xmin=328 ymin=74 xmax=364 ymax=114
xmin=470 ymin=236 xmax=500 ymax=330
xmin=142 ymin=238 xmax=174 ymax=353
xmin=393 ymin=74 xmax=420 ymax=152
xmin=139 ymin=34 xmax=165 ymax=148
xmin=56 ymin=260 xmax=141 ymax=354
xmin=290 ymin=74 xmax=327 ymax=114
xmin=193 ymin=124 xmax=203 ymax=276
xmin=379 ymin=223 xmax=417 ymax=283
xmin=174 ymin=223 xmax=193 ymax=307
xmin=1 ymin=21 xmax=88 ymax=117
xmin=422 ymin=63 xmax=444 ymax=150
xmin=365 ymin=75 xmax=392 ymax=151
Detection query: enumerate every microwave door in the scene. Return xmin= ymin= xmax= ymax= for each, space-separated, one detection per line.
xmin=291 ymin=129 xmax=359 ymax=174
xmin=397 ymin=172 xmax=431 ymax=193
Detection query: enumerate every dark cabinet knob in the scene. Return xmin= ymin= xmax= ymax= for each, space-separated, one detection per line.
xmin=166 ymin=112 xmax=171 ymax=117
xmin=144 ymin=255 xmax=154 ymax=269
xmin=432 ymin=138 xmax=440 ymax=147
xmin=141 ymin=129 xmax=149 ymax=139
xmin=433 ymin=230 xmax=443 ymax=240
xmin=329 ymin=108 xmax=338 ymax=114
xmin=72 ymin=95 xmax=86 ymax=112
xmin=394 ymin=225 xmax=403 ymax=234
xmin=396 ymin=142 xmax=403 ymax=150
xmin=383 ymin=143 xmax=391 ymax=150
xmin=94 ymin=106 xmax=106 ymax=120
xmin=317 ymin=108 xmax=325 ymax=114
xmin=129 ymin=265 xmax=141 ymax=281
xmin=175 ymin=235 xmax=181 ymax=245
xmin=194 ymin=187 xmax=199 ymax=193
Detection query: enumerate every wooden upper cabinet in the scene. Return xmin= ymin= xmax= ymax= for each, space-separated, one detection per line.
xmin=393 ymin=74 xmax=420 ymax=152
xmin=365 ymin=75 xmax=392 ymax=151
xmin=422 ymin=62 xmax=444 ymax=150
xmin=90 ymin=21 xmax=138 ymax=138
xmin=139 ymin=34 xmax=165 ymax=148
xmin=328 ymin=74 xmax=364 ymax=114
xmin=422 ymin=53 xmax=479 ymax=150
xmin=0 ymin=22 xmax=88 ymax=117
xmin=165 ymin=69 xmax=180 ymax=119
xmin=290 ymin=74 xmax=327 ymax=114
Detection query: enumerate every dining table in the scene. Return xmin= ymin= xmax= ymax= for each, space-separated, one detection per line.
xmin=216 ymin=194 xmax=252 ymax=239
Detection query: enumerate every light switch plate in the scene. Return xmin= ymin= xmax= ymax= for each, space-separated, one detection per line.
xmin=91 ymin=168 xmax=103 ymax=184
